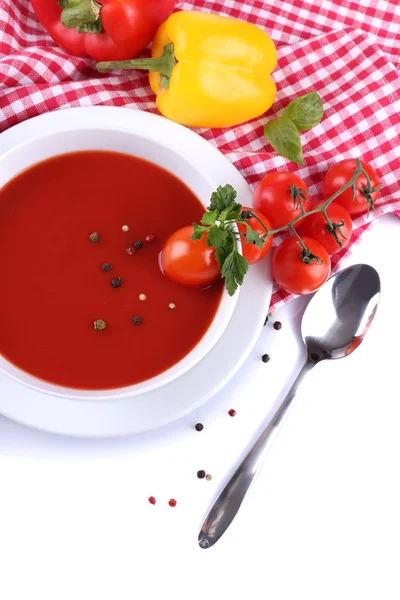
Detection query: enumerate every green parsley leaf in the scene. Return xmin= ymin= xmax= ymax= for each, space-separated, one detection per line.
xmin=191 ymin=223 xmax=209 ymax=240
xmin=206 ymin=226 xmax=228 ymax=248
xmin=191 ymin=184 xmax=268 ymax=295
xmin=225 ymin=202 xmax=243 ymax=222
xmin=215 ymin=236 xmax=234 ymax=270
xmin=244 ymin=224 xmax=264 ymax=248
xmin=221 ymin=250 xmax=249 ymax=296
xmin=201 ymin=210 xmax=218 ymax=226
xmin=209 ymin=185 xmax=237 ymax=212
xmin=218 ymin=202 xmax=242 ymax=225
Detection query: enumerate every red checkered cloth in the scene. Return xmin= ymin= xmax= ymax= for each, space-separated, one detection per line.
xmin=0 ymin=0 xmax=399 ymax=309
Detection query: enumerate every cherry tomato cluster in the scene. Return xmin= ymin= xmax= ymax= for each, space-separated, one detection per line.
xmin=162 ymin=158 xmax=380 ymax=296
xmin=254 ymin=158 xmax=379 ymax=295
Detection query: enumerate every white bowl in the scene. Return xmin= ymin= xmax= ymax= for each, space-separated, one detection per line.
xmin=0 ymin=124 xmax=240 ymax=400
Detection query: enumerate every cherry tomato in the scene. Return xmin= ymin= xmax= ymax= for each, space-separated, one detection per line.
xmin=323 ymin=159 xmax=380 ymax=216
xmin=252 ymin=172 xmax=310 ymax=230
xmin=237 ymin=207 xmax=273 ymax=265
xmin=297 ymin=202 xmax=352 ymax=255
xmin=161 ymin=225 xmax=220 ymax=287
xmin=272 ymin=236 xmax=331 ymax=295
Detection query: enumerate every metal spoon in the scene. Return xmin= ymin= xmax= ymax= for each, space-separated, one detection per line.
xmin=198 ymin=263 xmax=380 ymax=549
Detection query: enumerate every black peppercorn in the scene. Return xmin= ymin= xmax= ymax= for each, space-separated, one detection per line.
xmin=197 ymin=470 xmax=206 ymax=479
xmin=132 ymin=316 xmax=142 ymax=325
xmin=133 ymin=240 xmax=142 ymax=249
xmin=195 ymin=423 xmax=204 ymax=432
xmin=101 ymin=263 xmax=111 ymax=272
xmin=262 ymin=354 xmax=270 ymax=363
xmin=273 ymin=321 xmax=282 ymax=330
xmin=111 ymin=277 xmax=122 ymax=288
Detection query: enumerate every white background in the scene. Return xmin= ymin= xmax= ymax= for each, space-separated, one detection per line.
xmin=0 ymin=214 xmax=399 ymax=600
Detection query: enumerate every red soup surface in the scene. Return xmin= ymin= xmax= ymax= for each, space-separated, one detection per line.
xmin=0 ymin=151 xmax=223 ymax=390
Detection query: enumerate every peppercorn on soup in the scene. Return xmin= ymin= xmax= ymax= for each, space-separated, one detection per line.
xmin=0 ymin=151 xmax=223 ymax=390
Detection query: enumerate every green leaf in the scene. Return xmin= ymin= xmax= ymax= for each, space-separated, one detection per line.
xmin=215 ymin=236 xmax=234 ymax=270
xmin=201 ymin=210 xmax=218 ymax=226
xmin=244 ymin=224 xmax=264 ymax=248
xmin=206 ymin=226 xmax=228 ymax=249
xmin=221 ymin=250 xmax=249 ymax=296
xmin=264 ymin=116 xmax=304 ymax=166
xmin=209 ymin=185 xmax=237 ymax=212
xmin=191 ymin=223 xmax=209 ymax=240
xmin=283 ymin=92 xmax=324 ymax=131
xmin=225 ymin=202 xmax=242 ymax=222
xmin=218 ymin=202 xmax=242 ymax=224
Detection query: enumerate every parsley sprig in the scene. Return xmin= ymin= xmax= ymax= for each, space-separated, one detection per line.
xmin=191 ymin=159 xmax=375 ymax=296
xmin=192 ymin=185 xmax=265 ymax=296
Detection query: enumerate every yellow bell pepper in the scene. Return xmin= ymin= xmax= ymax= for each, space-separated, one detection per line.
xmin=97 ymin=11 xmax=278 ymax=128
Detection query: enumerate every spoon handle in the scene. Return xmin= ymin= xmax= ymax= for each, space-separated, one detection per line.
xmin=198 ymin=359 xmax=315 ymax=549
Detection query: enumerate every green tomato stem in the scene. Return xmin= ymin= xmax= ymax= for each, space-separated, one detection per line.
xmin=263 ymin=158 xmax=365 ymax=238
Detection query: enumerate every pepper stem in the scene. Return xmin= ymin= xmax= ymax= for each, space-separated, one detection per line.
xmin=97 ymin=43 xmax=177 ymax=89
xmin=59 ymin=0 xmax=102 ymax=34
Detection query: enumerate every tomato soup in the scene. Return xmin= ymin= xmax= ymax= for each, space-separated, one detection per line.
xmin=0 ymin=151 xmax=223 ymax=390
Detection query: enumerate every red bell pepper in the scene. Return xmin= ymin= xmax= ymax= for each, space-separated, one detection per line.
xmin=30 ymin=0 xmax=176 ymax=62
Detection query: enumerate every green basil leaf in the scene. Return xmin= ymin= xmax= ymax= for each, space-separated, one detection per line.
xmin=206 ymin=226 xmax=228 ymax=249
xmin=244 ymin=224 xmax=264 ymax=248
xmin=283 ymin=92 xmax=324 ymax=131
xmin=201 ymin=210 xmax=218 ymax=226
xmin=264 ymin=116 xmax=304 ymax=166
xmin=191 ymin=223 xmax=209 ymax=240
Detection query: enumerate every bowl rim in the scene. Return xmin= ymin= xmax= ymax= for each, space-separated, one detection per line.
xmin=0 ymin=124 xmax=241 ymax=400
xmin=0 ymin=106 xmax=273 ymax=437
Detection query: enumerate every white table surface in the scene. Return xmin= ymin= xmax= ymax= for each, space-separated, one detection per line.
xmin=0 ymin=214 xmax=399 ymax=600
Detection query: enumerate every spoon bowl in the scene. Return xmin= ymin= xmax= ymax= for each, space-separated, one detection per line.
xmin=303 ymin=263 xmax=381 ymax=362
xmin=198 ymin=264 xmax=381 ymax=549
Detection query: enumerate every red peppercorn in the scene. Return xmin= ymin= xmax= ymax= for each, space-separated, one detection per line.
xmin=148 ymin=496 xmax=156 ymax=505
xmin=168 ymin=498 xmax=177 ymax=507
xmin=228 ymin=409 xmax=236 ymax=417
xmin=145 ymin=233 xmax=156 ymax=245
